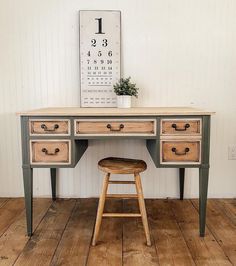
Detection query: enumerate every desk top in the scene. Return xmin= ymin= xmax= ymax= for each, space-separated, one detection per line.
xmin=18 ymin=107 xmax=214 ymax=116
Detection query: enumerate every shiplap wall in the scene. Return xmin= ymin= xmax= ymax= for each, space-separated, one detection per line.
xmin=0 ymin=0 xmax=236 ymax=198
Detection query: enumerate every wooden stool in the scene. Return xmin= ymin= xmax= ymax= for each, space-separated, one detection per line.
xmin=92 ymin=157 xmax=151 ymax=246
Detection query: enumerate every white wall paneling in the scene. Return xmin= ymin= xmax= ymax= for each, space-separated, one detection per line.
xmin=0 ymin=0 xmax=236 ymax=198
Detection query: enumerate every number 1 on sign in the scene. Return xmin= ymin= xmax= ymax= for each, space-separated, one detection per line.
xmin=95 ymin=18 xmax=105 ymax=34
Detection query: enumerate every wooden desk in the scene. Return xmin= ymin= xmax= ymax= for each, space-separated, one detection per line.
xmin=19 ymin=107 xmax=214 ymax=237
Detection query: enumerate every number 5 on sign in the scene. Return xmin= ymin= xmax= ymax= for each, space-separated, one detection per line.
xmin=79 ymin=10 xmax=121 ymax=107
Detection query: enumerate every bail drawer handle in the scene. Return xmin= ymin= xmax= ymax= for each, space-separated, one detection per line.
xmin=107 ymin=124 xmax=124 ymax=131
xmin=171 ymin=147 xmax=190 ymax=156
xmin=172 ymin=123 xmax=190 ymax=131
xmin=41 ymin=124 xmax=59 ymax=132
xmin=41 ymin=148 xmax=60 ymax=155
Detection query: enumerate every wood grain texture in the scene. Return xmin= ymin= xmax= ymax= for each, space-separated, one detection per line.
xmin=134 ymin=173 xmax=151 ymax=246
xmin=192 ymin=199 xmax=236 ymax=265
xmin=0 ymin=198 xmax=235 ymax=266
xmin=162 ymin=141 xmax=200 ymax=163
xmin=216 ymin=199 xmax=236 ymax=225
xmin=108 ymin=181 xmax=135 ymax=184
xmin=51 ymin=199 xmax=97 ymax=266
xmin=171 ymin=200 xmax=231 ymax=265
xmin=30 ymin=120 xmax=69 ymax=135
xmin=92 ymin=173 xmax=110 ymax=246
xmin=14 ymin=199 xmax=76 ymax=266
xmin=123 ymin=199 xmax=159 ymax=266
xmin=0 ymin=199 xmax=8 ymax=208
xmin=0 ymin=199 xmax=51 ymax=266
xmin=106 ymin=194 xmax=138 ymax=198
xmin=161 ymin=119 xmax=201 ymax=135
xmin=18 ymin=107 xmax=214 ymax=116
xmin=31 ymin=140 xmax=70 ymax=164
xmin=0 ymin=199 xmax=25 ymax=237
xmin=146 ymin=199 xmax=195 ymax=266
xmin=76 ymin=120 xmax=155 ymax=135
xmin=98 ymin=157 xmax=147 ymax=174
xmin=87 ymin=199 xmax=123 ymax=266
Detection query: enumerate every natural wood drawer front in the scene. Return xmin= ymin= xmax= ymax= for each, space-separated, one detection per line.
xmin=30 ymin=140 xmax=71 ymax=164
xmin=161 ymin=141 xmax=201 ymax=164
xmin=30 ymin=120 xmax=70 ymax=135
xmin=75 ymin=119 xmax=156 ymax=136
xmin=161 ymin=119 xmax=201 ymax=135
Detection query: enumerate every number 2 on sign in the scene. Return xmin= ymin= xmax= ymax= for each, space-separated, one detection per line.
xmin=91 ymin=39 xmax=108 ymax=47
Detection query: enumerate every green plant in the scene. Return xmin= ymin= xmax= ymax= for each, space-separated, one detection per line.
xmin=113 ymin=77 xmax=139 ymax=97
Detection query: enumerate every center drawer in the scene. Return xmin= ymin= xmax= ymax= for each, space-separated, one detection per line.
xmin=75 ymin=119 xmax=156 ymax=136
xmin=30 ymin=140 xmax=71 ymax=165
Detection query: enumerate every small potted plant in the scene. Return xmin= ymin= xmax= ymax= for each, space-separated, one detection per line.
xmin=113 ymin=77 xmax=139 ymax=108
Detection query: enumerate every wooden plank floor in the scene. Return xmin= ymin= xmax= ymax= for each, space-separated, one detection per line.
xmin=0 ymin=198 xmax=235 ymax=266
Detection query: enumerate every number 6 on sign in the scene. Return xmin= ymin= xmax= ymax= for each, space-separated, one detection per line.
xmin=79 ymin=10 xmax=121 ymax=107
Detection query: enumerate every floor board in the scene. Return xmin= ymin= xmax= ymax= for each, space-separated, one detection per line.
xmin=0 ymin=199 xmax=51 ymax=266
xmin=0 ymin=199 xmax=8 ymax=209
xmin=14 ymin=199 xmax=76 ymax=266
xmin=173 ymin=199 xmax=231 ymax=266
xmin=171 ymin=200 xmax=231 ymax=266
xmin=146 ymin=199 xmax=195 ymax=266
xmin=87 ymin=199 xmax=123 ymax=266
xmin=0 ymin=199 xmax=25 ymax=237
xmin=51 ymin=198 xmax=98 ymax=266
xmin=192 ymin=199 xmax=236 ymax=265
xmin=216 ymin=199 xmax=236 ymax=225
xmin=123 ymin=199 xmax=159 ymax=266
xmin=0 ymin=198 xmax=234 ymax=266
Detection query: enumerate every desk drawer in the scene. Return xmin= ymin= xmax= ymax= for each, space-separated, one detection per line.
xmin=30 ymin=140 xmax=71 ymax=165
xmin=161 ymin=119 xmax=201 ymax=135
xmin=161 ymin=140 xmax=201 ymax=164
xmin=29 ymin=119 xmax=70 ymax=135
xmin=75 ymin=119 xmax=156 ymax=136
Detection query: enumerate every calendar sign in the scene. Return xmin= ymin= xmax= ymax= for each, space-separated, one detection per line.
xmin=79 ymin=10 xmax=121 ymax=107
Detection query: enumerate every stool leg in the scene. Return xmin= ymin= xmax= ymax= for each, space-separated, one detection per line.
xmin=92 ymin=173 xmax=110 ymax=246
xmin=135 ymin=173 xmax=151 ymax=246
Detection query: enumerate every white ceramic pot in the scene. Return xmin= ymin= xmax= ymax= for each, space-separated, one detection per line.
xmin=117 ymin=95 xmax=132 ymax=108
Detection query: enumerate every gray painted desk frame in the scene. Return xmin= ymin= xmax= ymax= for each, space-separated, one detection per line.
xmin=20 ymin=109 xmax=211 ymax=237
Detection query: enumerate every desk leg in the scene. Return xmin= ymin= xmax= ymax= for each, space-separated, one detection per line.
xmin=23 ymin=167 xmax=33 ymax=237
xmin=50 ymin=168 xmax=57 ymax=201
xmin=179 ymin=168 xmax=185 ymax=200
xmin=199 ymin=167 xmax=209 ymax=237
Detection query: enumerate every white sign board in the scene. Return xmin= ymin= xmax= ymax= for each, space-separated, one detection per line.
xmin=79 ymin=10 xmax=121 ymax=107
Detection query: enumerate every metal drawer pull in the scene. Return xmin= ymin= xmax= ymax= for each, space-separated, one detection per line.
xmin=41 ymin=124 xmax=59 ymax=131
xmin=172 ymin=147 xmax=190 ymax=155
xmin=107 ymin=124 xmax=124 ymax=131
xmin=172 ymin=123 xmax=190 ymax=131
xmin=41 ymin=148 xmax=60 ymax=155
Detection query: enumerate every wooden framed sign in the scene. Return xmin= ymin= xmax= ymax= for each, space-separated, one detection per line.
xmin=79 ymin=10 xmax=121 ymax=107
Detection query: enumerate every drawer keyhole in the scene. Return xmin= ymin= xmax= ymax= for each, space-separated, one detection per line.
xmin=172 ymin=147 xmax=190 ymax=155
xmin=172 ymin=123 xmax=190 ymax=131
xmin=41 ymin=124 xmax=59 ymax=132
xmin=107 ymin=124 xmax=124 ymax=131
xmin=41 ymin=148 xmax=60 ymax=155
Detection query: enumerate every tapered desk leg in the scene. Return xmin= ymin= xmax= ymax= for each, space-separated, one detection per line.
xmin=50 ymin=168 xmax=57 ymax=201
xmin=23 ymin=167 xmax=33 ymax=237
xmin=179 ymin=168 xmax=185 ymax=200
xmin=199 ymin=167 xmax=209 ymax=237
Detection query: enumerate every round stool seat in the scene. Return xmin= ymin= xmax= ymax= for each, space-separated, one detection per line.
xmin=98 ymin=157 xmax=147 ymax=174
